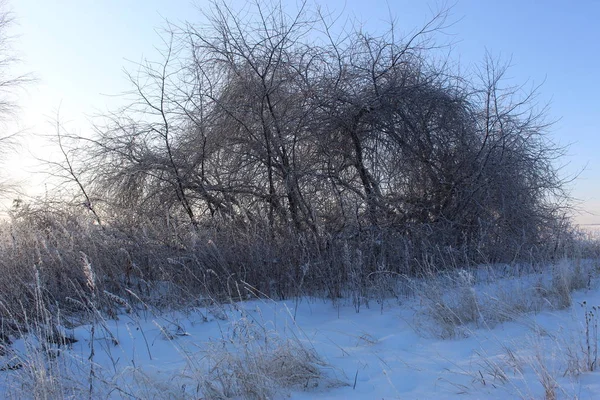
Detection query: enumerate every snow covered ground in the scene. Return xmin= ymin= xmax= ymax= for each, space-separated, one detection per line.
xmin=2 ymin=262 xmax=600 ymax=399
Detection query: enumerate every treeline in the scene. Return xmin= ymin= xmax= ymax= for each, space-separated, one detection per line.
xmin=6 ymin=1 xmax=574 ymax=309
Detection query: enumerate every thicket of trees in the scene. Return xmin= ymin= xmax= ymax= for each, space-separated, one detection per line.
xmin=6 ymin=1 xmax=574 ymax=305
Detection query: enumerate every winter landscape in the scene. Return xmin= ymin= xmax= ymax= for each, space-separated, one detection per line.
xmin=0 ymin=0 xmax=599 ymax=399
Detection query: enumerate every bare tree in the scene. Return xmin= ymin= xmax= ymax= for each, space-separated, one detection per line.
xmin=36 ymin=111 xmax=104 ymax=226
xmin=82 ymin=0 xmax=571 ymax=280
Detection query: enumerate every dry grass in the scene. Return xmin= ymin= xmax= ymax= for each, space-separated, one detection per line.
xmin=547 ymin=259 xmax=588 ymax=309
xmin=560 ymin=301 xmax=599 ymax=377
xmin=196 ymin=310 xmax=336 ymax=399
xmin=0 ymin=203 xmax=595 ymax=398
xmin=415 ymin=269 xmax=489 ymax=338
xmin=416 ymin=259 xmax=596 ymax=340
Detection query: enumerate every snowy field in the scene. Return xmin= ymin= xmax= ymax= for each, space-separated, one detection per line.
xmin=2 ymin=261 xmax=600 ymax=399
xmin=580 ymin=225 xmax=600 ymax=240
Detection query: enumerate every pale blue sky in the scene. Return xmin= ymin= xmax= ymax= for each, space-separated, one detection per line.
xmin=8 ymin=0 xmax=600 ymax=224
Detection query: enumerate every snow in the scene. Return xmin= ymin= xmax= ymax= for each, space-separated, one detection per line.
xmin=2 ymin=264 xmax=600 ymax=399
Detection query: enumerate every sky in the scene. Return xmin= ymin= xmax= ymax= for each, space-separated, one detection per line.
xmin=5 ymin=0 xmax=600 ymax=225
